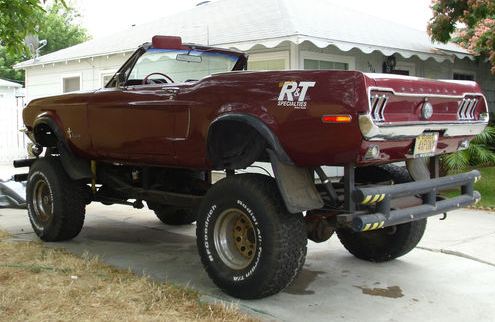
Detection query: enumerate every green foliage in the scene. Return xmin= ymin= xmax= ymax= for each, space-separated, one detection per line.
xmin=0 ymin=2 xmax=88 ymax=83
xmin=428 ymin=0 xmax=495 ymax=73
xmin=0 ymin=48 xmax=24 ymax=83
xmin=443 ymin=125 xmax=495 ymax=172
xmin=0 ymin=0 xmax=44 ymax=54
xmin=37 ymin=4 xmax=88 ymax=56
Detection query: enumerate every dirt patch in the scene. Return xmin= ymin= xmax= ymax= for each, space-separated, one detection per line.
xmin=0 ymin=231 xmax=257 ymax=322
xmin=355 ymin=285 xmax=404 ymax=299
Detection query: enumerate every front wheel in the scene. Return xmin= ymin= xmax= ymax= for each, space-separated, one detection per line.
xmin=26 ymin=157 xmax=86 ymax=242
xmin=196 ymin=174 xmax=307 ymax=299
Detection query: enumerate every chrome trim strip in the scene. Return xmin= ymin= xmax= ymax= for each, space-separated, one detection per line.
xmin=380 ymin=96 xmax=388 ymax=121
xmin=359 ymin=114 xmax=488 ymax=141
xmin=459 ymin=99 xmax=469 ymax=119
xmin=368 ymin=86 xmax=489 ymax=115
xmin=364 ymin=86 xmax=489 ymax=140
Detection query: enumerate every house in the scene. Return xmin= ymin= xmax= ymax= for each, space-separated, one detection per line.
xmin=14 ymin=0 xmax=494 ymax=114
xmin=0 ymin=79 xmax=26 ymax=161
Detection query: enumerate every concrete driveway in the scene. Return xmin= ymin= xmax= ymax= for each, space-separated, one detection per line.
xmin=1 ymin=203 xmax=494 ymax=321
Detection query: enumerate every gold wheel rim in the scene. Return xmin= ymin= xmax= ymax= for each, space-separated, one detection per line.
xmin=213 ymin=209 xmax=257 ymax=270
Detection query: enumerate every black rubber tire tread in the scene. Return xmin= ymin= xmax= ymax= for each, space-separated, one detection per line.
xmin=337 ymin=164 xmax=426 ymax=262
xmin=355 ymin=164 xmax=412 ymax=184
xmin=196 ymin=174 xmax=307 ymax=299
xmin=27 ymin=157 xmax=86 ymax=241
xmin=336 ymin=219 xmax=426 ymax=262
xmin=150 ymin=204 xmax=197 ymax=225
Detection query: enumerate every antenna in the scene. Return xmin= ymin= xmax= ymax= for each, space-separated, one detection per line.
xmin=35 ymin=40 xmax=47 ymax=60
xmin=24 ymin=35 xmax=39 ymax=58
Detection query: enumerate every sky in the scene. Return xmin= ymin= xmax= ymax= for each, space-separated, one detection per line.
xmin=72 ymin=0 xmax=434 ymax=39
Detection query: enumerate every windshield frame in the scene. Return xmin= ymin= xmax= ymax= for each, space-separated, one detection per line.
xmin=105 ymin=43 xmax=247 ymax=88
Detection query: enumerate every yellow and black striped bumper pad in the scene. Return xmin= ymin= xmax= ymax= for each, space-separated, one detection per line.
xmin=361 ymin=221 xmax=385 ymax=232
xmin=360 ymin=193 xmax=385 ymax=205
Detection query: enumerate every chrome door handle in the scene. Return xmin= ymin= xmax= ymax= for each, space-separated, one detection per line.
xmin=160 ymin=87 xmax=180 ymax=95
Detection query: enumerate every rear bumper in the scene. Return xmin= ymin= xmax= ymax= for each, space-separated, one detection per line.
xmin=347 ymin=170 xmax=481 ymax=232
xmin=359 ymin=114 xmax=489 ymax=140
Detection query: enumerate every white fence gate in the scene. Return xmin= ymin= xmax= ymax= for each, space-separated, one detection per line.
xmin=0 ymin=88 xmax=27 ymax=162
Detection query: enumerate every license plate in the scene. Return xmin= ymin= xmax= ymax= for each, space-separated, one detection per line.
xmin=413 ymin=133 xmax=438 ymax=157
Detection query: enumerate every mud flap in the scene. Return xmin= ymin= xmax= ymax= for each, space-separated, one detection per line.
xmin=57 ymin=142 xmax=92 ymax=180
xmin=268 ymin=149 xmax=324 ymax=213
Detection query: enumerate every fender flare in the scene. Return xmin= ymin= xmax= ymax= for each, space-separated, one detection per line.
xmin=207 ymin=113 xmax=293 ymax=165
xmin=32 ymin=116 xmax=92 ymax=181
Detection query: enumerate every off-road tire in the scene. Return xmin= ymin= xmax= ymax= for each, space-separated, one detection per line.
xmin=196 ymin=174 xmax=307 ymax=299
xmin=149 ymin=204 xmax=197 ymax=225
xmin=337 ymin=164 xmax=426 ymax=262
xmin=26 ymin=157 xmax=86 ymax=241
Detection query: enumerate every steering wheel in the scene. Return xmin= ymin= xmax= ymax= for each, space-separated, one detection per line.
xmin=142 ymin=72 xmax=174 ymax=85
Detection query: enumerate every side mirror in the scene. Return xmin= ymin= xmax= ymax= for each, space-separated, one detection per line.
xmin=114 ymin=72 xmax=125 ymax=88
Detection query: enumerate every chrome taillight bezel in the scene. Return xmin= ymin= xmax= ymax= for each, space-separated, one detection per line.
xmin=457 ymin=97 xmax=479 ymax=120
xmin=369 ymin=94 xmax=389 ymax=122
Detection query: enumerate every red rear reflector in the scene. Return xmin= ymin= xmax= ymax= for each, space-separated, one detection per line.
xmin=321 ymin=115 xmax=352 ymax=123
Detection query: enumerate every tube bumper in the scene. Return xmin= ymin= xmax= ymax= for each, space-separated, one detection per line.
xmin=350 ymin=170 xmax=481 ymax=232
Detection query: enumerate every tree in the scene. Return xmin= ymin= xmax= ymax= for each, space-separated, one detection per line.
xmin=36 ymin=4 xmax=88 ymax=56
xmin=428 ymin=0 xmax=495 ymax=73
xmin=0 ymin=0 xmax=67 ymax=54
xmin=0 ymin=3 xmax=88 ymax=83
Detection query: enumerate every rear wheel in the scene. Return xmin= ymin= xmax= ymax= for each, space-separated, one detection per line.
xmin=337 ymin=165 xmax=426 ymax=262
xmin=196 ymin=174 xmax=307 ymax=299
xmin=26 ymin=157 xmax=86 ymax=241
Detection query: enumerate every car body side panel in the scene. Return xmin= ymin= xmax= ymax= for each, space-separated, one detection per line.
xmin=172 ymin=70 xmax=369 ymax=168
xmin=22 ymin=69 xmax=487 ymax=169
xmin=23 ymin=93 xmax=93 ymax=157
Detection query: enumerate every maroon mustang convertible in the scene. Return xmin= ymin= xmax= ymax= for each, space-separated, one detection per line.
xmin=15 ymin=36 xmax=489 ymax=298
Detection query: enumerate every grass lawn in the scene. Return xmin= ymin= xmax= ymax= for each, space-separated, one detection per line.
xmin=443 ymin=167 xmax=495 ymax=208
xmin=0 ymin=231 xmax=256 ymax=322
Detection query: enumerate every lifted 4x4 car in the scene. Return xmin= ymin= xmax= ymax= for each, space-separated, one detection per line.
xmin=15 ymin=36 xmax=488 ymax=299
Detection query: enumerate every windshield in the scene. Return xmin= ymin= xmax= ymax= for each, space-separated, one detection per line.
xmin=127 ymin=48 xmax=240 ymax=84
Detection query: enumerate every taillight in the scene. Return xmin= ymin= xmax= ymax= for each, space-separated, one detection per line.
xmin=370 ymin=94 xmax=389 ymax=122
xmin=457 ymin=97 xmax=479 ymax=120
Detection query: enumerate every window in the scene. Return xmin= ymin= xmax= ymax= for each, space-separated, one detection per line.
xmin=453 ymin=72 xmax=475 ymax=81
xmin=101 ymin=74 xmax=114 ymax=87
xmin=248 ymin=51 xmax=289 ymax=71
xmin=304 ymin=59 xmax=348 ymax=70
xmin=301 ymin=51 xmax=355 ymax=71
xmin=390 ymin=62 xmax=415 ymax=76
xmin=249 ymin=59 xmax=286 ymax=71
xmin=62 ymin=76 xmax=81 ymax=93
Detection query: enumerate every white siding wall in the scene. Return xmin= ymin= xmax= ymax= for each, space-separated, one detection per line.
xmin=0 ymin=86 xmax=26 ymax=161
xmin=24 ymin=53 xmax=132 ymax=102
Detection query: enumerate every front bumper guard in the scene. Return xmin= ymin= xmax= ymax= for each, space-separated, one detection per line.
xmin=348 ymin=170 xmax=481 ymax=232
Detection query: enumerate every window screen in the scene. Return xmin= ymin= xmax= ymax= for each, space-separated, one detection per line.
xmin=63 ymin=76 xmax=81 ymax=93
xmin=304 ymin=59 xmax=348 ymax=71
xmin=248 ymin=59 xmax=286 ymax=71
xmin=453 ymin=73 xmax=475 ymax=81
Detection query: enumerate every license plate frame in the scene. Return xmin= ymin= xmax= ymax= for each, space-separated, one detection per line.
xmin=413 ymin=132 xmax=439 ymax=157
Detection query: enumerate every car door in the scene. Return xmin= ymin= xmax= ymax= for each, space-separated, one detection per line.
xmin=87 ymin=83 xmax=190 ymax=163
xmin=121 ymin=82 xmax=191 ymax=158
